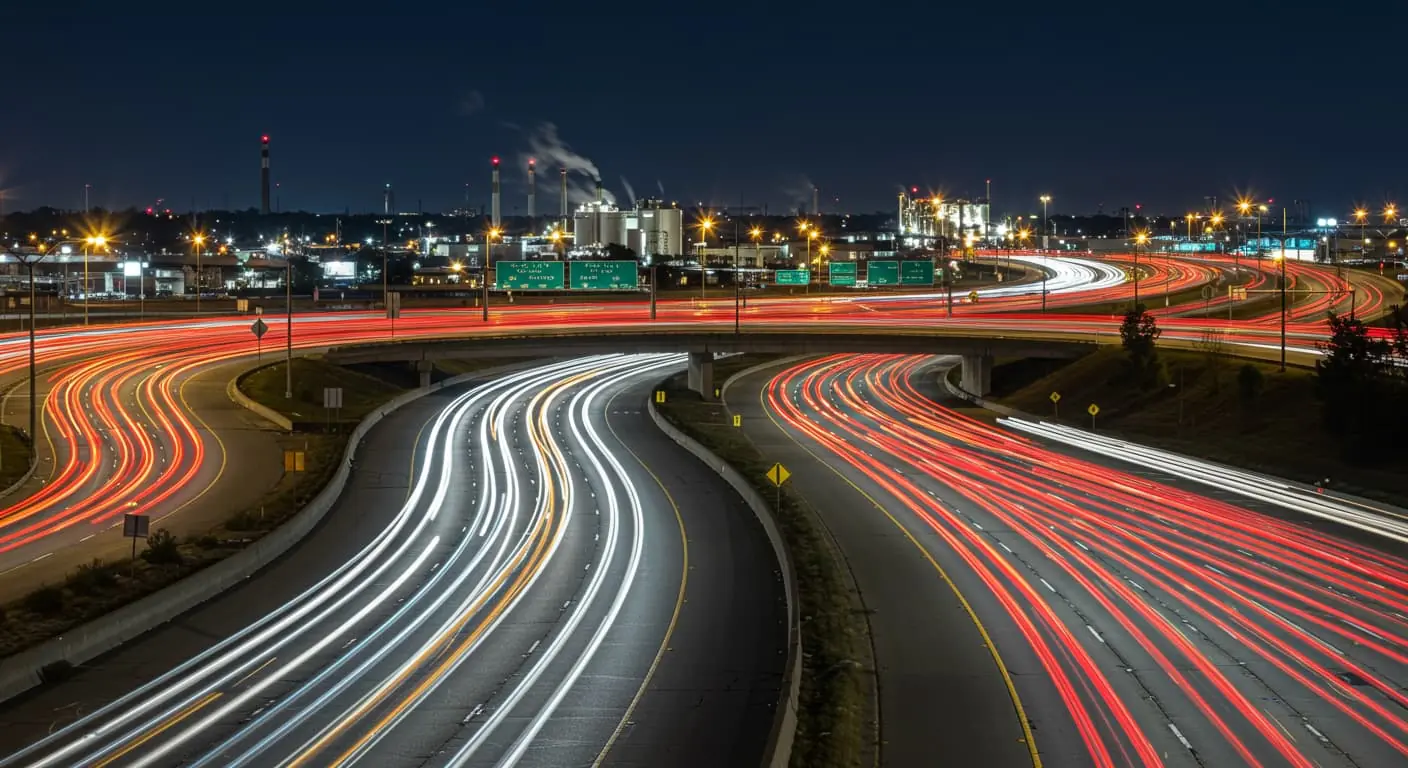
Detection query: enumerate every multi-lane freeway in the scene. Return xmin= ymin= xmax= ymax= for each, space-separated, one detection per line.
xmin=0 ymin=251 xmax=1399 ymax=767
xmin=0 ymin=354 xmax=786 ymax=766
xmin=731 ymin=353 xmax=1408 ymax=767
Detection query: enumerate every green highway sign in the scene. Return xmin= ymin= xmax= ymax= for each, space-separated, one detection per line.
xmin=497 ymin=261 xmax=565 ymax=290
xmin=868 ymin=260 xmax=898 ymax=285
xmin=828 ymin=262 xmax=857 ymax=286
xmin=775 ymin=269 xmax=810 ymax=285
xmin=900 ymin=260 xmax=936 ymax=285
xmin=570 ymin=260 xmax=638 ymax=290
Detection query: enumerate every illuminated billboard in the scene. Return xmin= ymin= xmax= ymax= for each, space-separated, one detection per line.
xmin=322 ymin=261 xmax=356 ymax=278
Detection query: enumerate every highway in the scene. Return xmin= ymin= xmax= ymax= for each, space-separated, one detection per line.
xmin=732 ymin=353 xmax=1408 ymax=767
xmin=0 ymin=355 xmax=786 ymax=767
xmin=0 ymin=256 xmax=1368 ymax=581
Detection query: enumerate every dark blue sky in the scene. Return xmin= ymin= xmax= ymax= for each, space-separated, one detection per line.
xmin=3 ymin=3 xmax=1403 ymax=217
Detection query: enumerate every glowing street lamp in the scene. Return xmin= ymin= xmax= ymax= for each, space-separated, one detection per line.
xmin=1133 ymin=230 xmax=1149 ymax=306
xmin=192 ymin=234 xmax=206 ymax=314
xmin=82 ymin=234 xmax=109 ymax=325
xmin=1039 ymin=195 xmax=1052 ymax=249
xmin=697 ymin=217 xmax=715 ymax=299
xmin=483 ymin=227 xmax=501 ymax=322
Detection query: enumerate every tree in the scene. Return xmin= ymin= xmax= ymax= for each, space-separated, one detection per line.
xmin=1119 ymin=303 xmax=1162 ymax=388
xmin=603 ymin=243 xmax=637 ymax=261
xmin=1197 ymin=328 xmax=1229 ymax=393
xmin=1315 ymin=311 xmax=1405 ymax=460
xmin=1236 ymin=364 xmax=1263 ymax=408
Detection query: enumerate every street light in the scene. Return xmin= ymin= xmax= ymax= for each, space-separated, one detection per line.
xmin=8 ymin=246 xmax=45 ymax=462
xmin=483 ymin=227 xmax=501 ymax=322
xmin=806 ymin=229 xmax=818 ymax=295
xmin=1133 ymin=230 xmax=1149 ymax=306
xmin=697 ymin=216 xmax=714 ymax=301
xmin=1016 ymin=228 xmax=1041 ymax=311
xmin=1354 ymin=208 xmax=1368 ymax=257
xmin=192 ymin=234 xmax=206 ymax=314
xmin=1039 ymin=195 xmax=1052 ymax=250
xmin=1278 ymin=207 xmax=1288 ymax=372
xmin=83 ymin=234 xmax=107 ymax=325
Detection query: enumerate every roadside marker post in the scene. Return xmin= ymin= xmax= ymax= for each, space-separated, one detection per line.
xmin=1049 ymin=391 xmax=1061 ymax=419
xmin=654 ymin=391 xmax=666 ymax=404
xmin=766 ymin=462 xmax=791 ymax=516
xmin=1087 ymin=403 xmax=1100 ymax=430
xmin=732 ymin=414 xmax=741 ymax=428
xmin=123 ymin=511 xmax=149 ymax=572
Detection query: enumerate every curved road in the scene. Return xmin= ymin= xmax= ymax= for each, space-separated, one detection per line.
xmin=732 ymin=353 xmax=1408 ymax=767
xmin=0 ymin=355 xmax=786 ymax=767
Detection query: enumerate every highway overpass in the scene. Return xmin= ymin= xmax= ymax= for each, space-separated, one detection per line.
xmin=323 ymin=328 xmax=1099 ymax=396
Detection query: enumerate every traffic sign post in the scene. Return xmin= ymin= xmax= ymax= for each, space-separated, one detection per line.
xmin=732 ymin=413 xmax=741 ymax=428
xmin=900 ymin=260 xmax=936 ymax=285
xmin=828 ymin=262 xmax=857 ymax=287
xmin=967 ymin=290 xmax=980 ymax=304
xmin=123 ymin=512 xmax=149 ymax=567
xmin=1087 ymin=403 xmax=1099 ymax=430
xmin=868 ymin=261 xmax=899 ymax=286
xmin=251 ymin=318 xmax=269 ymax=361
xmin=766 ymin=462 xmax=791 ymax=516
xmin=497 ymin=261 xmax=566 ymax=290
xmin=1050 ymin=391 xmax=1061 ymax=418
xmin=570 ymin=261 xmax=638 ymax=290
xmin=655 ymin=390 xmax=666 ymax=404
xmin=323 ymin=386 xmax=343 ymax=432
xmin=775 ymin=269 xmax=809 ymax=286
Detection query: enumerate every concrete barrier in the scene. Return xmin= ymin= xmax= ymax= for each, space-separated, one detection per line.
xmin=0 ymin=360 xmax=545 ymax=704
xmin=226 ymin=374 xmax=294 ymax=432
xmin=647 ymin=398 xmax=800 ymax=768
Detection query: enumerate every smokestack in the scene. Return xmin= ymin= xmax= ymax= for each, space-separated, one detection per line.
xmin=812 ymin=185 xmax=819 ymax=216
xmin=595 ymin=179 xmax=604 ymax=204
xmin=383 ymin=183 xmax=394 ymax=215
xmin=260 ymin=135 xmax=270 ymax=215
xmin=560 ymin=167 xmax=568 ymax=233
xmin=527 ymin=158 xmax=536 ymax=228
xmin=490 ymin=156 xmax=502 ymax=228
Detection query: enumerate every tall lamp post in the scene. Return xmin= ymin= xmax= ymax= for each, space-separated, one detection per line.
xmin=1354 ymin=208 xmax=1368 ymax=259
xmin=748 ymin=226 xmax=763 ymax=311
xmin=192 ymin=234 xmax=205 ymax=314
xmin=285 ymin=239 xmax=293 ymax=399
xmin=1039 ymin=195 xmax=1052 ymax=251
xmin=10 ymin=246 xmax=45 ymax=461
xmin=83 ymin=235 xmax=107 ymax=325
xmin=483 ymin=227 xmax=500 ymax=322
xmin=805 ymin=229 xmax=818 ymax=296
xmin=1133 ymin=231 xmax=1148 ymax=306
xmin=697 ymin=216 xmax=714 ymax=301
xmin=1278 ymin=207 xmax=1288 ymax=372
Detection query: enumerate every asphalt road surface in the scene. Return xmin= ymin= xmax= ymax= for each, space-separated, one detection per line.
xmin=0 ymin=354 xmax=785 ymax=767
xmin=736 ymin=353 xmax=1408 ymax=768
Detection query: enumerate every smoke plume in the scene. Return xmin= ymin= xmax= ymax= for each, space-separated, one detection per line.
xmin=519 ymin=123 xmax=615 ymax=206
xmin=620 ymin=176 xmax=637 ymax=207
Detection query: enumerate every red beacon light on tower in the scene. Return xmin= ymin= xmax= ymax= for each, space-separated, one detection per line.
xmin=491 ymin=156 xmax=500 ymax=166
xmin=261 ymin=135 xmax=269 ymax=143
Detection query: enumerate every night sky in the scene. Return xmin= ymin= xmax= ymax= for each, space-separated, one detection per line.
xmin=4 ymin=4 xmax=1404 ymax=217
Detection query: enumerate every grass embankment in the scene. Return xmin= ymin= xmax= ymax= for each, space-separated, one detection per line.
xmin=991 ymin=347 xmax=1408 ymax=505
xmin=0 ymin=355 xmax=524 ymax=660
xmin=0 ymin=426 xmax=31 ymax=491
xmin=656 ymin=354 xmax=869 ymax=768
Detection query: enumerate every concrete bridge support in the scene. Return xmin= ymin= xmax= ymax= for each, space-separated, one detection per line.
xmin=960 ymin=353 xmax=992 ymax=396
xmin=687 ymin=350 xmax=715 ymax=400
xmin=417 ymin=359 xmax=434 ymax=389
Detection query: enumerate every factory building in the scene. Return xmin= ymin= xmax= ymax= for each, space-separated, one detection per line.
xmin=898 ymin=192 xmax=990 ymax=241
xmin=572 ymin=196 xmax=683 ymax=260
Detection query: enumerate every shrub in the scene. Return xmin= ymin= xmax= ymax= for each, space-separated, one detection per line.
xmin=23 ymin=586 xmax=65 ymax=616
xmin=192 ymin=534 xmax=221 ymax=550
xmin=68 ymin=559 xmax=119 ymax=595
xmin=141 ymin=529 xmax=183 ymax=566
xmin=1237 ymin=364 xmax=1264 ymax=407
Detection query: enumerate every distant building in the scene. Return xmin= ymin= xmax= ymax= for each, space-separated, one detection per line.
xmin=898 ymin=192 xmax=990 ymax=243
xmin=573 ymin=197 xmax=683 ymax=260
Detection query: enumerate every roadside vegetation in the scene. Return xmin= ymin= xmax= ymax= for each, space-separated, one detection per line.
xmin=0 ymin=355 xmax=527 ymax=659
xmin=655 ymin=354 xmax=871 ymax=768
xmin=992 ymin=303 xmax=1408 ymax=505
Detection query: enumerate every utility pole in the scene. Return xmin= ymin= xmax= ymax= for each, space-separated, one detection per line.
xmin=286 ymin=254 xmax=293 ymax=399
